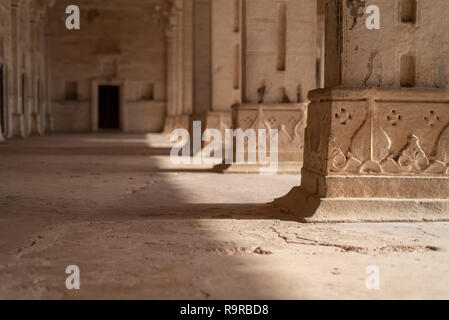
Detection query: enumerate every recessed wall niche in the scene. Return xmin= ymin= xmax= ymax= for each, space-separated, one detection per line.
xmin=277 ymin=1 xmax=287 ymax=71
xmin=401 ymin=0 xmax=417 ymax=24
xmin=233 ymin=0 xmax=240 ymax=33
xmin=400 ymin=54 xmax=416 ymax=88
xmin=233 ymin=44 xmax=240 ymax=90
xmin=141 ymin=83 xmax=154 ymax=100
xmin=65 ymin=81 xmax=78 ymax=100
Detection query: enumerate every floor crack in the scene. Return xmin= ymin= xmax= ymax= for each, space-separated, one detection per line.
xmin=268 ymin=222 xmax=290 ymax=244
xmin=268 ymin=222 xmax=367 ymax=252
xmin=418 ymin=228 xmax=440 ymax=238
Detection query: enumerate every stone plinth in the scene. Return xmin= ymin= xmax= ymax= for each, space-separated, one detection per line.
xmin=202 ymin=111 xmax=232 ymax=136
xmin=11 ymin=112 xmax=25 ymax=138
xmin=201 ymin=111 xmax=232 ymax=156
xmin=31 ymin=113 xmax=42 ymax=135
xmin=164 ymin=114 xmax=190 ymax=133
xmin=45 ymin=112 xmax=54 ymax=133
xmin=124 ymin=101 xmax=166 ymax=133
xmin=220 ymin=103 xmax=307 ymax=174
xmin=275 ymin=88 xmax=449 ymax=221
xmin=187 ymin=111 xmax=232 ymax=157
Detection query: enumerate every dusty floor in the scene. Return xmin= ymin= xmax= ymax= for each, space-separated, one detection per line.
xmin=0 ymin=133 xmax=448 ymax=299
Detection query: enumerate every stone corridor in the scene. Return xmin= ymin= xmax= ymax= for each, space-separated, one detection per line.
xmin=0 ymin=134 xmax=448 ymax=299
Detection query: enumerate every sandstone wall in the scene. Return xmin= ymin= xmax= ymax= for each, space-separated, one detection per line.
xmin=244 ymin=0 xmax=317 ymax=103
xmin=210 ymin=0 xmax=242 ymax=112
xmin=46 ymin=0 xmax=167 ymax=133
xmin=338 ymin=0 xmax=449 ymax=88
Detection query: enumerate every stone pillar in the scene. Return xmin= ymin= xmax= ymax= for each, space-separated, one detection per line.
xmin=22 ymin=3 xmax=31 ymax=137
xmin=0 ymin=64 xmax=3 ymax=139
xmin=176 ymin=1 xmax=190 ymax=130
xmin=182 ymin=0 xmax=194 ymax=117
xmin=317 ymin=0 xmax=325 ymax=88
xmin=170 ymin=8 xmax=179 ymax=119
xmin=275 ymin=0 xmax=449 ymax=221
xmin=0 ymin=30 xmax=6 ymax=141
xmin=164 ymin=26 xmax=175 ymax=132
xmin=192 ymin=0 xmax=211 ymax=119
xmin=44 ymin=16 xmax=53 ymax=133
xmin=200 ymin=0 xmax=242 ymax=136
xmin=37 ymin=19 xmax=46 ymax=134
xmin=164 ymin=0 xmax=189 ymax=133
xmin=10 ymin=1 xmax=25 ymax=137
xmin=224 ymin=0 xmax=317 ymax=173
xmin=175 ymin=2 xmax=184 ymax=117
xmin=29 ymin=11 xmax=41 ymax=135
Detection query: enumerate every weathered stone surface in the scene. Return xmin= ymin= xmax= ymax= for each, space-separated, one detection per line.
xmin=223 ymin=0 xmax=317 ymax=173
xmin=2 ymin=0 xmax=449 ymax=299
xmin=46 ymin=0 xmax=167 ymax=133
xmin=223 ymin=103 xmax=307 ymax=174
xmin=164 ymin=114 xmax=190 ymax=133
xmin=243 ymin=0 xmax=317 ymax=104
xmin=276 ymin=0 xmax=449 ymax=221
xmin=1 ymin=134 xmax=449 ymax=299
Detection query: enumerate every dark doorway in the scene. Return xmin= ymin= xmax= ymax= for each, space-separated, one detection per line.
xmin=0 ymin=65 xmax=5 ymax=135
xmin=98 ymin=85 xmax=120 ymax=130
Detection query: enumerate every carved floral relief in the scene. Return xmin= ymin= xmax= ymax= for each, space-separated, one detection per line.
xmin=328 ymin=101 xmax=449 ymax=175
xmin=237 ymin=105 xmax=307 ymax=150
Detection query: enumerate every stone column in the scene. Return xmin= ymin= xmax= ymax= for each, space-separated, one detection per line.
xmin=275 ymin=0 xmax=449 ymax=221
xmin=164 ymin=0 xmax=189 ymax=132
xmin=182 ymin=0 xmax=194 ymax=118
xmin=317 ymin=0 xmax=325 ymax=88
xmin=170 ymin=15 xmax=179 ymax=128
xmin=176 ymin=1 xmax=189 ymax=129
xmin=200 ymin=0 xmax=242 ymax=136
xmin=37 ymin=19 xmax=46 ymax=134
xmin=29 ymin=10 xmax=41 ymax=135
xmin=22 ymin=2 xmax=31 ymax=137
xmin=192 ymin=0 xmax=211 ymax=119
xmin=223 ymin=0 xmax=317 ymax=173
xmin=44 ymin=16 xmax=53 ymax=133
xmin=164 ymin=26 xmax=175 ymax=132
xmin=175 ymin=2 xmax=184 ymax=117
xmin=10 ymin=0 xmax=25 ymax=137
xmin=0 ymin=34 xmax=5 ymax=141
xmin=0 ymin=62 xmax=3 ymax=139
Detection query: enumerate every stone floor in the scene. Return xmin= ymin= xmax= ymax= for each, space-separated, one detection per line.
xmin=0 ymin=133 xmax=448 ymax=299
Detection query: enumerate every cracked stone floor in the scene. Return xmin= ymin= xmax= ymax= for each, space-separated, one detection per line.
xmin=0 ymin=133 xmax=449 ymax=299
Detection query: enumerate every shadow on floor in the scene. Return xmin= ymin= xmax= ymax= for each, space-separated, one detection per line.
xmin=0 ymin=133 xmax=306 ymax=299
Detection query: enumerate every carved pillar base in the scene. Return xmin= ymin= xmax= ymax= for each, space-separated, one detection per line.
xmin=31 ymin=113 xmax=42 ymax=135
xmin=187 ymin=111 xmax=232 ymax=157
xmin=201 ymin=111 xmax=232 ymax=133
xmin=45 ymin=113 xmax=53 ymax=133
xmin=218 ymin=104 xmax=307 ymax=174
xmin=163 ymin=116 xmax=175 ymax=133
xmin=201 ymin=111 xmax=231 ymax=146
xmin=164 ymin=114 xmax=190 ymax=133
xmin=275 ymin=88 xmax=449 ymax=221
xmin=11 ymin=113 xmax=25 ymax=138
